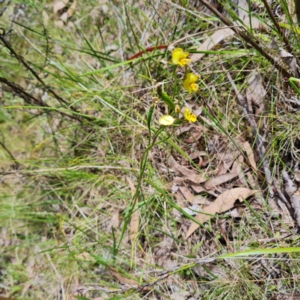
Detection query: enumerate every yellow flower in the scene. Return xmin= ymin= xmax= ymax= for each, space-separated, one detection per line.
xmin=171 ymin=48 xmax=191 ymax=67
xmin=159 ymin=115 xmax=175 ymax=126
xmin=183 ymin=73 xmax=199 ymax=92
xmin=183 ymin=107 xmax=197 ymax=123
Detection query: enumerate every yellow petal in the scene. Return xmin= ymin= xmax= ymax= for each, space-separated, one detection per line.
xmin=183 ymin=107 xmax=197 ymax=123
xmin=172 ymin=48 xmax=189 ymax=66
xmin=190 ymin=83 xmax=198 ymax=92
xmin=188 ymin=113 xmax=197 ymax=123
xmin=178 ymin=58 xmax=191 ymax=67
xmin=159 ymin=115 xmax=175 ymax=126
xmin=188 ymin=73 xmax=199 ymax=82
xmin=183 ymin=73 xmax=199 ymax=92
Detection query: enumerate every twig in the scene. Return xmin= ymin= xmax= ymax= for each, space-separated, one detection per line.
xmin=128 ymin=45 xmax=168 ymax=60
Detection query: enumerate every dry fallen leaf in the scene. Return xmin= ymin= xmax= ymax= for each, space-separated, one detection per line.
xmin=53 ymin=0 xmax=69 ymax=14
xmin=67 ymin=0 xmax=77 ymax=17
xmin=231 ymin=155 xmax=248 ymax=187
xmin=127 ymin=177 xmax=139 ymax=241
xmin=179 ymin=186 xmax=194 ymax=202
xmin=107 ymin=209 xmax=120 ymax=231
xmin=170 ymin=291 xmax=190 ymax=300
xmin=183 ymin=126 xmax=203 ymax=143
xmin=242 ymin=141 xmax=257 ymax=171
xmin=168 ymin=155 xmax=207 ymax=184
xmin=186 ymin=188 xmax=256 ymax=238
xmin=279 ymin=48 xmax=299 ymax=76
xmin=191 ymin=28 xmax=234 ymax=62
xmin=75 ymin=252 xmax=93 ymax=261
xmin=189 ymin=184 xmax=207 ymax=194
xmin=109 ymin=267 xmax=138 ymax=287
xmin=246 ymin=72 xmax=266 ymax=117
xmin=175 ymin=192 xmax=186 ymax=207
xmin=216 ymin=151 xmax=239 ymax=175
xmin=204 ymin=172 xmax=238 ymax=190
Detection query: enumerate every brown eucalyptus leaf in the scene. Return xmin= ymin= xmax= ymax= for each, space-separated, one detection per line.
xmin=232 ymin=155 xmax=248 ymax=187
xmin=216 ymin=151 xmax=239 ymax=175
xmin=246 ymin=72 xmax=266 ymax=116
xmin=67 ymin=0 xmax=77 ymax=17
xmin=279 ymin=49 xmax=298 ymax=76
xmin=179 ymin=186 xmax=194 ymax=202
xmin=186 ymin=188 xmax=256 ymax=238
xmin=107 ymin=209 xmax=120 ymax=231
xmin=109 ymin=267 xmax=138 ymax=287
xmin=191 ymin=28 xmax=234 ymax=62
xmin=242 ymin=142 xmax=257 ymax=171
xmin=53 ymin=0 xmax=68 ymax=14
xmin=189 ymin=184 xmax=206 ymax=194
xmin=204 ymin=172 xmax=238 ymax=190
xmin=183 ymin=126 xmax=203 ymax=143
xmin=168 ymin=156 xmax=207 ymax=184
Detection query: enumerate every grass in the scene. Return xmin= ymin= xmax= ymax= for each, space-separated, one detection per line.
xmin=1 ymin=0 xmax=300 ymax=299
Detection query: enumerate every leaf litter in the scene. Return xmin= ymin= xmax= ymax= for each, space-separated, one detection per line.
xmin=186 ymin=188 xmax=257 ymax=238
